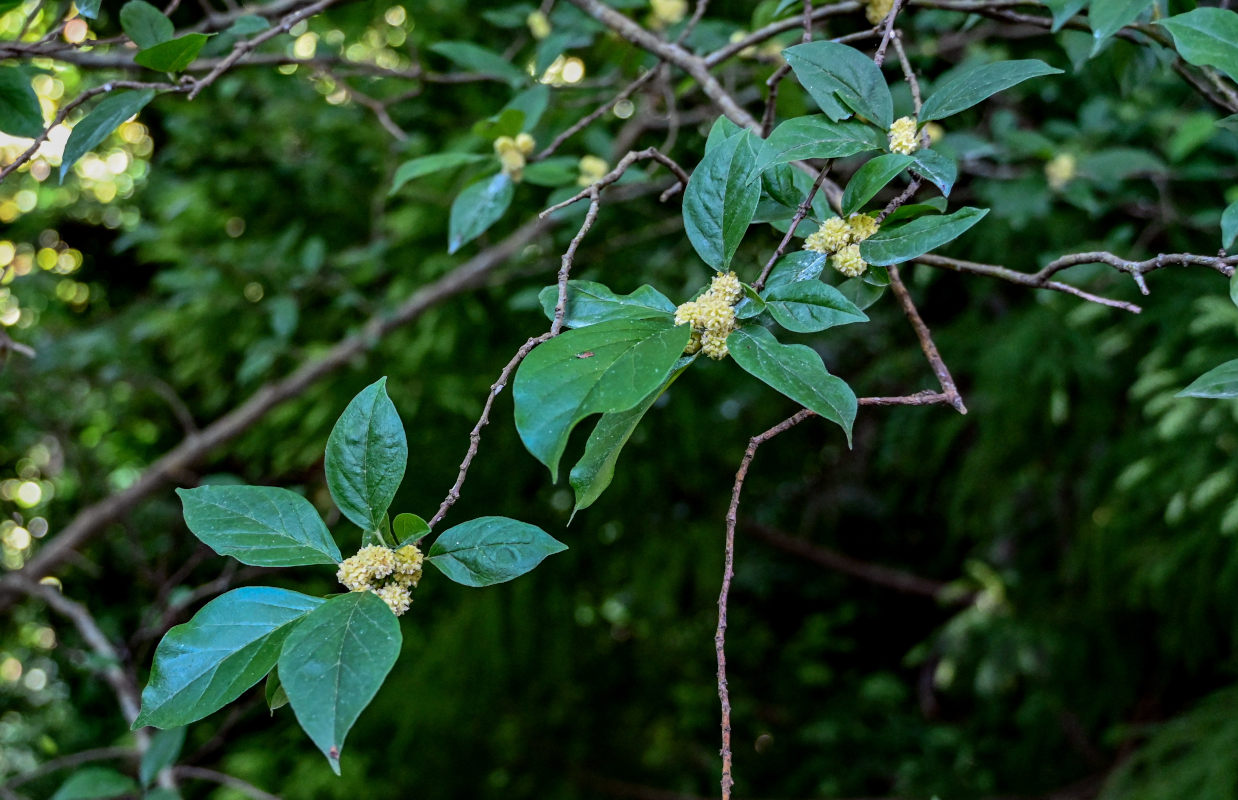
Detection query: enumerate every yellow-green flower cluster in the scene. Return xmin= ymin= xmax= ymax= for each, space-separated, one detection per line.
xmin=526 ymin=10 xmax=551 ymax=39
xmin=336 ymin=544 xmax=424 ymax=616
xmin=1045 ymin=153 xmax=1076 ymax=190
xmin=803 ymin=214 xmax=879 ymax=278
xmin=649 ymin=0 xmax=688 ymax=28
xmin=495 ymin=133 xmax=536 ymax=181
xmin=675 ymin=271 xmax=743 ymax=359
xmin=577 ymin=155 xmax=609 ymax=187
xmin=863 ymin=0 xmax=895 ymax=24
xmin=887 ymin=116 xmax=920 ymax=155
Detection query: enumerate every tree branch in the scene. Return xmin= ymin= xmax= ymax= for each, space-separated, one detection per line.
xmin=886 ymin=263 xmax=968 ymax=414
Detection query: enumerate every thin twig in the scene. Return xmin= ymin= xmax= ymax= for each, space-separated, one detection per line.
xmin=173 ymin=767 xmax=280 ymax=800
xmin=553 ymin=189 xmax=602 ymax=334
xmin=541 ymin=146 xmax=689 ymax=217
xmin=702 ymin=2 xmax=863 ymax=67
xmin=3 ymin=748 xmax=136 ymax=790
xmin=886 ymin=263 xmax=967 ymax=414
xmin=891 ymin=34 xmax=922 ymax=115
xmin=753 ymin=166 xmax=831 ymax=291
xmin=760 ymin=64 xmax=792 ymax=138
xmin=873 ymin=0 xmax=908 ymax=67
xmin=536 ymin=67 xmax=664 ymax=160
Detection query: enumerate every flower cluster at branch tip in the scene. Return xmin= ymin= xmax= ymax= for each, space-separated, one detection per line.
xmin=1045 ymin=153 xmax=1076 ymax=190
xmin=804 ymin=213 xmax=880 ymax=277
xmin=526 ymin=10 xmax=551 ymax=40
xmin=863 ymin=0 xmax=896 ymax=25
xmin=577 ymin=155 xmax=609 ymax=187
xmin=495 ymin=133 xmax=536 ymax=181
xmin=675 ymin=271 xmax=743 ymax=360
xmin=649 ymin=0 xmax=688 ymax=28
xmin=336 ymin=543 xmax=425 ymax=616
xmin=887 ymin=116 xmax=920 ymax=155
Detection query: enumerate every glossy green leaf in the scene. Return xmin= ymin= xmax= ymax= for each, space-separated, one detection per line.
xmin=841 ymin=154 xmax=914 ymax=215
xmin=50 ymin=768 xmax=137 ymax=800
xmin=1176 ymin=359 xmax=1238 ymax=399
xmin=76 ymin=0 xmax=103 ymax=18
xmin=223 ymin=14 xmax=270 ymax=35
xmin=178 ymin=485 xmax=341 ymax=566
xmin=120 ymin=0 xmax=174 ymax=49
xmin=762 ymin=281 xmax=869 ymax=333
xmin=910 ymin=149 xmax=958 ymax=196
xmin=522 ymin=156 xmax=578 ymax=187
xmin=537 ymin=280 xmax=676 ymax=329
xmin=0 ymin=68 xmax=43 ymax=139
xmin=135 ymin=33 xmax=209 ymax=73
xmin=754 ymin=116 xmax=883 ymax=174
xmin=428 ymin=516 xmax=567 ymax=586
xmin=919 ymin=60 xmax=1063 ymax=122
xmin=393 ymin=513 xmax=430 ymax=546
xmin=430 ymin=41 xmax=527 ymax=86
xmin=139 ymin=727 xmax=185 ymax=786
xmin=570 ymin=358 xmax=692 ymax=514
xmin=728 ymin=325 xmax=857 ymax=443
xmin=134 ymin=587 xmax=323 ymax=728
xmin=1090 ymin=0 xmax=1153 ymax=48
xmin=1043 ymin=0 xmax=1088 ymax=31
xmin=838 ymin=276 xmax=887 ymax=310
xmin=765 ymin=251 xmax=829 ymax=291
xmin=513 ymin=318 xmax=691 ymax=479
xmin=783 ymin=41 xmax=894 ymax=128
xmin=389 ymin=152 xmax=491 ymax=195
xmin=860 ymin=206 xmax=989 ymax=265
xmin=683 ymin=129 xmax=760 ymax=269
xmin=265 ymin=666 xmax=289 ymax=712
xmin=1158 ymin=8 xmax=1238 ymax=83
xmin=705 ymin=115 xmax=745 ymax=151
xmin=735 ymin=282 xmax=766 ymax=320
xmin=325 ymin=377 xmax=407 ymax=532
xmin=60 ymin=90 xmax=155 ymax=181
xmin=448 ymin=172 xmax=514 ymax=254
xmin=278 ymin=592 xmax=402 ymax=775
xmin=1222 ymin=199 xmax=1238 ymax=250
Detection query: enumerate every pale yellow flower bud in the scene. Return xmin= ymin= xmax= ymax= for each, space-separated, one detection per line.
xmin=514 ymin=132 xmax=535 ymax=156
xmin=832 ymin=244 xmax=868 ymax=278
xmin=577 ymin=155 xmax=609 ymax=187
xmin=804 ymin=216 xmax=853 ymax=255
xmin=848 ymin=213 xmax=879 ymax=243
xmin=887 ymin=116 xmax=919 ymax=155
xmin=374 ymin=583 xmax=412 ymax=616
xmin=674 ymin=272 xmax=743 ymax=359
xmin=649 ymin=0 xmax=687 ymax=28
xmin=526 ymin=10 xmax=551 ymax=40
xmin=336 ymin=545 xmax=397 ymax=591
xmin=864 ymin=0 xmax=895 ymax=25
xmin=1045 ymin=153 xmax=1076 ymax=190
xmin=922 ymin=122 xmax=945 ymax=145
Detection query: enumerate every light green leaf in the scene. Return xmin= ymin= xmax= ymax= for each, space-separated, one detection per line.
xmin=1177 ymin=359 xmax=1238 ymax=398
xmin=684 ymin=129 xmax=760 ymax=269
xmin=841 ymin=153 xmax=914 ymax=215
xmin=178 ymin=485 xmax=340 ymax=566
xmin=762 ymin=281 xmax=869 ymax=333
xmin=60 ymin=90 xmax=155 ymax=181
xmin=389 ymin=152 xmax=491 ymax=195
xmin=428 ymin=516 xmax=567 ymax=586
xmin=448 ymin=172 xmax=514 ymax=254
xmin=919 ymin=60 xmax=1063 ymax=122
xmin=754 ymin=116 xmax=883 ymax=174
xmin=0 ymin=68 xmax=44 ymax=139
xmin=764 ymin=251 xmax=829 ymax=291
xmin=223 ymin=15 xmax=269 ymax=35
xmin=1042 ymin=0 xmax=1088 ymax=31
xmin=1222 ymin=199 xmax=1238 ymax=250
xmin=728 ymin=325 xmax=857 ymax=443
xmin=50 ymin=768 xmax=137 ymax=800
xmin=783 ymin=41 xmax=894 ymax=128
xmin=134 ymin=33 xmax=209 ymax=73
xmin=278 ymin=592 xmax=402 ymax=775
xmin=537 ymin=280 xmax=676 ymax=329
xmin=860 ymin=206 xmax=989 ymax=265
xmin=325 ymin=377 xmax=407 ymax=532
xmin=522 ymin=156 xmax=578 ymax=187
xmin=512 ymin=318 xmax=690 ymax=479
xmin=472 ymin=108 xmax=525 ymax=140
xmin=910 ymin=149 xmax=958 ymax=196
xmin=504 ymin=83 xmax=551 ymax=131
xmin=1158 ymin=8 xmax=1238 ymax=83
xmin=134 ymin=587 xmax=323 ymax=728
xmin=139 ymin=727 xmax=185 ymax=787
xmin=430 ymin=41 xmax=527 ymax=86
xmin=1089 ymin=0 xmax=1153 ymax=48
xmin=393 ymin=513 xmax=430 ymax=546
xmin=120 ymin=0 xmax=174 ymax=49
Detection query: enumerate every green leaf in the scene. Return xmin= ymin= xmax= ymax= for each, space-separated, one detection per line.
xmin=919 ymin=60 xmax=1063 ymax=122
xmin=762 ymin=281 xmax=869 ymax=333
xmin=860 ymin=206 xmax=989 ymax=265
xmin=1089 ymin=0 xmax=1153 ymax=48
xmin=728 ymin=325 xmax=857 ymax=443
xmin=428 ymin=516 xmax=568 ymax=586
xmin=537 ymin=280 xmax=676 ymax=328
xmin=325 ymin=377 xmax=407 ymax=532
xmin=223 ymin=14 xmax=270 ymax=35
xmin=1230 ymin=271 xmax=1238 ymax=310
xmin=684 ymin=129 xmax=760 ymax=269
xmin=512 ymin=318 xmax=691 ymax=479
xmin=838 ymin=276 xmax=887 ymax=310
xmin=783 ymin=41 xmax=894 ymax=128
xmin=765 ymin=251 xmax=829 ymax=291
xmin=522 ymin=156 xmax=579 ymax=187
xmin=76 ymin=0 xmax=103 ymax=19
xmin=265 ymin=666 xmax=289 ymax=712
xmin=134 ymin=587 xmax=324 ymax=728
xmin=472 ymin=107 xmax=525 ymax=140
xmin=50 ymin=768 xmax=138 ymax=800
xmin=430 ymin=41 xmax=527 ymax=86
xmin=754 ymin=116 xmax=883 ymax=174
xmin=910 ymin=149 xmax=958 ymax=196
xmin=734 ymin=282 xmax=766 ymax=320
xmin=393 ymin=512 xmax=430 ymax=546
xmin=60 ymin=90 xmax=155 ymax=181
xmin=504 ymin=83 xmax=551 ymax=131
xmin=841 ymin=154 xmax=914 ymax=215
xmin=705 ymin=115 xmax=745 ymax=151
xmin=1158 ymin=8 xmax=1238 ymax=84
xmin=139 ymin=727 xmax=185 ymax=787
xmin=0 ymin=68 xmax=44 ymax=139
xmin=1176 ymin=359 xmax=1238 ymax=399
xmin=1222 ymin=199 xmax=1238 ymax=250
xmin=389 ymin=152 xmax=491 ymax=195
xmin=134 ymin=33 xmax=209 ymax=73
xmin=1042 ymin=0 xmax=1088 ymax=31
xmin=448 ymin=172 xmax=514 ymax=254
xmin=120 ymin=0 xmax=174 ymax=49
xmin=278 ymin=592 xmax=402 ymax=775
xmin=178 ymin=485 xmax=341 ymax=566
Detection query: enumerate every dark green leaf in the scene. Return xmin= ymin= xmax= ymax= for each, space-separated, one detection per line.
xmin=841 ymin=153 xmax=914 ymax=215
xmin=734 ymin=282 xmax=767 ymax=320
xmin=139 ymin=727 xmax=185 ymax=787
xmin=762 ymin=281 xmax=869 ymax=333
xmin=860 ymin=206 xmax=989 ymax=265
xmin=783 ymin=41 xmax=894 ymax=127
xmin=178 ymin=485 xmax=341 ymax=566
xmin=0 ymin=67 xmax=44 ymax=139
xmin=135 ymin=587 xmax=323 ymax=728
xmin=325 ymin=377 xmax=407 ymax=532
xmin=430 ymin=41 xmax=527 ymax=86
xmin=1222 ymin=199 xmax=1238 ymax=250
xmin=472 ymin=108 xmax=525 ymax=139
xmin=390 ymin=152 xmax=491 ymax=195
xmin=513 ymin=318 xmax=691 ymax=479
xmin=503 ymin=83 xmax=551 ymax=131
xmin=705 ymin=115 xmax=745 ymax=151
xmin=919 ymin=60 xmax=1063 ymax=122
xmin=50 ymin=768 xmax=137 ymax=800
xmin=223 ymin=14 xmax=269 ymax=35
xmin=1158 ymin=8 xmax=1238 ymax=83
xmin=120 ymin=0 xmax=174 ymax=49
xmin=838 ymin=277 xmax=887 ymax=310
xmin=765 ymin=251 xmax=829 ymax=291
xmin=684 ymin=129 xmax=760 ymax=269
xmin=1043 ymin=0 xmax=1088 ymax=31
xmin=1089 ymin=0 xmax=1153 ymax=47
xmin=448 ymin=172 xmax=514 ymax=254
xmin=428 ymin=516 xmax=567 ymax=586
xmin=522 ymin=156 xmax=578 ymax=187
xmin=278 ymin=592 xmax=402 ymax=775
xmin=754 ymin=116 xmax=883 ymax=174
xmin=537 ymin=280 xmax=676 ymax=328
xmin=394 ymin=513 xmax=430 ymax=546
xmin=728 ymin=325 xmax=857 ymax=443
xmin=134 ymin=33 xmax=209 ymax=73
xmin=910 ymin=149 xmax=958 ymax=196
xmin=1176 ymin=359 xmax=1238 ymax=398
xmin=60 ymin=90 xmax=155 ymax=181
xmin=265 ymin=667 xmax=289 ymax=712
xmin=76 ymin=0 xmax=103 ymax=18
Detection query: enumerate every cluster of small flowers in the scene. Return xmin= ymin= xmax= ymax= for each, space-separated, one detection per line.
xmin=577 ymin=155 xmax=609 ymax=187
xmin=803 ymin=214 xmax=880 ymax=278
xmin=675 ymin=271 xmax=743 ymax=359
xmin=1044 ymin=153 xmax=1076 ymax=190
xmin=649 ymin=0 xmax=688 ymax=28
xmin=863 ymin=0 xmax=895 ymax=24
xmin=494 ymin=133 xmax=536 ymax=181
xmin=887 ymin=116 xmax=920 ymax=155
xmin=336 ymin=544 xmax=425 ymax=616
